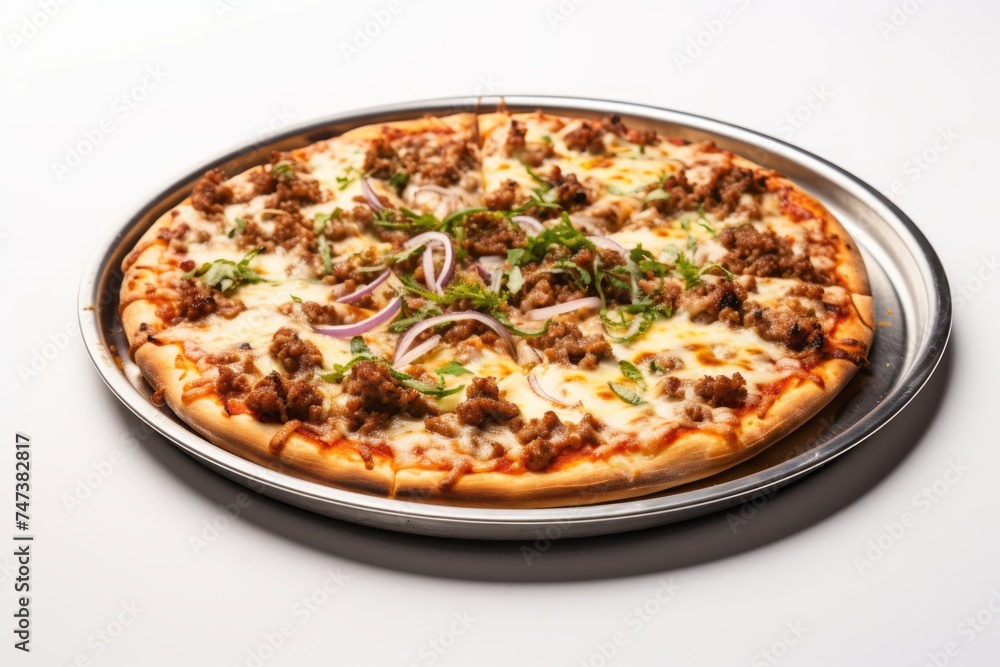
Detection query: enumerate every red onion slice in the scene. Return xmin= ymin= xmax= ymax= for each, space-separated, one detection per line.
xmin=405 ymin=231 xmax=455 ymax=293
xmin=525 ymin=297 xmax=602 ymax=321
xmin=413 ymin=185 xmax=454 ymax=198
xmin=393 ymin=311 xmax=514 ymax=365
xmin=587 ymin=235 xmax=628 ymax=257
xmin=422 ymin=246 xmax=438 ymax=293
xmin=335 ymin=269 xmax=391 ymax=304
xmin=393 ymin=334 xmax=442 ymax=369
xmin=489 ymin=268 xmax=503 ymax=293
xmin=478 ymin=255 xmax=504 ymax=270
xmin=511 ymin=215 xmax=544 ymax=236
xmin=528 ymin=372 xmax=574 ymax=408
xmin=476 ymin=255 xmax=504 ymax=282
xmin=362 ymin=178 xmax=386 ymax=212
xmin=314 ymin=296 xmax=401 ymax=338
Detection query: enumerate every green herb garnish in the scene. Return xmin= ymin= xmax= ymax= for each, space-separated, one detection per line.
xmin=388 ymin=171 xmax=409 ymax=191
xmin=227 ymin=217 xmax=247 ymax=238
xmin=182 ymin=249 xmax=265 ymax=294
xmin=272 ymin=162 xmax=294 ymax=180
xmin=618 ymin=360 xmax=646 ymax=389
xmin=609 ymin=382 xmax=646 ymax=406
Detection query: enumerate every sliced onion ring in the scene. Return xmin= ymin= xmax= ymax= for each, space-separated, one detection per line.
xmin=314 ymin=297 xmax=401 ymax=338
xmin=422 ymin=246 xmax=438 ymax=292
xmin=511 ymin=215 xmax=544 ymax=235
xmin=587 ymin=235 xmax=628 ymax=257
xmin=362 ymin=178 xmax=386 ymax=212
xmin=528 ymin=372 xmax=574 ymax=408
xmin=413 ymin=185 xmax=455 ymax=198
xmin=525 ymin=297 xmax=603 ymax=321
xmin=405 ymin=231 xmax=455 ymax=294
xmin=476 ymin=255 xmax=504 ymax=282
xmin=335 ymin=269 xmax=391 ymax=304
xmin=393 ymin=334 xmax=441 ymax=370
xmin=393 ymin=311 xmax=514 ymax=365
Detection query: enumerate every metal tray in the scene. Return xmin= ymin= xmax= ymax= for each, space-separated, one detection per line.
xmin=79 ymin=96 xmax=951 ymax=540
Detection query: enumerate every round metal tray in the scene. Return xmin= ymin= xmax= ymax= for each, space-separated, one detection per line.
xmin=79 ymin=96 xmax=951 ymax=540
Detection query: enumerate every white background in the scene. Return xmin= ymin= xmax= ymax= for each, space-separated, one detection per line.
xmin=1 ymin=1 xmax=996 ymax=665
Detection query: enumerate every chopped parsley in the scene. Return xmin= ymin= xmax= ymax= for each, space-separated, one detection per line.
xmin=319 ymin=336 xmax=465 ymax=398
xmin=609 ymin=382 xmax=646 ymax=406
xmin=509 ymin=213 xmax=594 ymax=266
xmin=290 ymin=294 xmax=303 ymax=304
xmin=227 ymin=217 xmax=247 ymax=238
xmin=618 ymin=360 xmax=646 ymax=389
xmin=272 ymin=161 xmax=294 ymax=180
xmin=387 ymin=171 xmax=409 ymax=191
xmin=335 ymin=167 xmax=356 ymax=190
xmin=436 ymin=361 xmax=472 ymax=378
xmin=182 ymin=249 xmax=265 ymax=294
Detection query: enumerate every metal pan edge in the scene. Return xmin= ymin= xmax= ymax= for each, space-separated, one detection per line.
xmin=79 ymin=96 xmax=951 ymax=540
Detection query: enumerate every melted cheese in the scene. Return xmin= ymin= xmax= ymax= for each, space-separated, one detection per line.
xmin=143 ymin=111 xmax=851 ymax=475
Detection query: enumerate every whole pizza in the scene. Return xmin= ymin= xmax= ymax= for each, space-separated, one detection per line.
xmin=119 ymin=109 xmax=874 ymax=508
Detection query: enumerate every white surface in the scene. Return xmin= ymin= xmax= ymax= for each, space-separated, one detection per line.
xmin=1 ymin=1 xmax=996 ymax=665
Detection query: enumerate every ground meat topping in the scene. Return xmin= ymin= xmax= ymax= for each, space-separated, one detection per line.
xmin=269 ymin=327 xmax=323 ymax=374
xmin=460 ymin=212 xmax=526 ymax=257
xmin=439 ymin=319 xmax=500 ymax=347
xmin=743 ymin=301 xmax=825 ymax=352
xmin=529 ymin=322 xmax=611 ymax=370
xmin=650 ymin=162 xmax=767 ymax=219
xmin=363 ymin=128 xmax=478 ymax=188
xmin=341 ymin=360 xmax=437 ymax=434
xmin=245 ymin=372 xmax=324 ymax=422
xmin=564 ymin=121 xmax=606 ymax=154
xmin=694 ymin=373 xmax=748 ymax=409
xmin=563 ymin=115 xmax=657 ymax=154
xmin=215 ymin=366 xmax=253 ymax=397
xmin=483 ymin=180 xmax=519 ymax=211
xmin=455 ymin=377 xmax=520 ymax=427
xmin=190 ymin=169 xmax=232 ymax=217
xmin=552 ymin=170 xmax=594 ymax=211
xmin=718 ymin=225 xmax=829 ymax=284
xmin=679 ymin=280 xmax=747 ymax=325
xmin=511 ymin=412 xmax=602 ymax=471
xmin=172 ymin=279 xmax=245 ymax=323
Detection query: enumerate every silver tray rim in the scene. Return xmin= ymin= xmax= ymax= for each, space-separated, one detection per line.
xmin=79 ymin=95 xmax=951 ymax=539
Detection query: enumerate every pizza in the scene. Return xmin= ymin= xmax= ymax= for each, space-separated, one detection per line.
xmin=118 ymin=108 xmax=874 ymax=508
